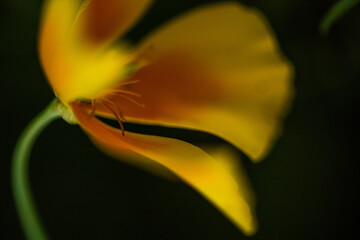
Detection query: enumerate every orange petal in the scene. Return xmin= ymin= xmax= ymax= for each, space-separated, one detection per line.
xmin=96 ymin=2 xmax=294 ymax=161
xmin=71 ymin=102 xmax=257 ymax=235
xmin=39 ymin=0 xmax=145 ymax=103
xmin=38 ymin=0 xmax=82 ymax=98
xmin=72 ymin=0 xmax=153 ymax=50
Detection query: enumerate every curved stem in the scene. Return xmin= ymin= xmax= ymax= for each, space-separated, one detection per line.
xmin=12 ymin=100 xmax=61 ymax=240
xmin=320 ymin=0 xmax=359 ymax=34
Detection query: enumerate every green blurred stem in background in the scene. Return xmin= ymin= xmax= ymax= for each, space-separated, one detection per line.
xmin=320 ymin=0 xmax=359 ymax=34
xmin=12 ymin=100 xmax=60 ymax=240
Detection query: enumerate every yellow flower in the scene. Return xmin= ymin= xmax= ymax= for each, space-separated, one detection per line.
xmin=39 ymin=0 xmax=293 ymax=235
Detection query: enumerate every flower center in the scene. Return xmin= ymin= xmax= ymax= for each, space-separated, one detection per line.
xmin=75 ymin=79 xmax=144 ymax=136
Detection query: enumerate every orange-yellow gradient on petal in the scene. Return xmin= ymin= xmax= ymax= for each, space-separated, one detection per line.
xmin=73 ymin=0 xmax=153 ymax=50
xmin=72 ymin=103 xmax=257 ymax=235
xmin=39 ymin=0 xmax=152 ymax=103
xmin=96 ymin=3 xmax=294 ymax=161
xmin=38 ymin=0 xmax=294 ymax=236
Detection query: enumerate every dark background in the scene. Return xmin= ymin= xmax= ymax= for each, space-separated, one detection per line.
xmin=1 ymin=0 xmax=360 ymax=239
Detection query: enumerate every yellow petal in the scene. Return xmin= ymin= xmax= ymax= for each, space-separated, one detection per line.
xmin=72 ymin=0 xmax=153 ymax=50
xmin=39 ymin=0 xmax=139 ymax=103
xmin=96 ymin=2 xmax=294 ymax=161
xmin=38 ymin=0 xmax=82 ymax=99
xmin=71 ymin=102 xmax=257 ymax=235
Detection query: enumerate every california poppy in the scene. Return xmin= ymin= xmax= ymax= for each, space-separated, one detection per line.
xmin=38 ymin=0 xmax=293 ymax=235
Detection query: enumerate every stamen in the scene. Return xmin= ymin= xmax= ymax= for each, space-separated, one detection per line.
xmin=113 ymin=79 xmax=140 ymax=87
xmin=101 ymin=100 xmax=125 ymax=136
xmin=90 ymin=99 xmax=96 ymax=116
xmin=85 ymin=77 xmax=145 ymax=136
xmin=111 ymin=89 xmax=142 ymax=97
xmin=100 ymin=98 xmax=126 ymax=121
xmin=115 ymin=93 xmax=145 ymax=108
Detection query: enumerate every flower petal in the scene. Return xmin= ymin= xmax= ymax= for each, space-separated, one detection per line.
xmin=72 ymin=0 xmax=153 ymax=50
xmin=71 ymin=102 xmax=257 ymax=235
xmin=96 ymin=2 xmax=294 ymax=161
xmin=39 ymin=0 xmax=144 ymax=103
xmin=38 ymin=0 xmax=82 ymax=98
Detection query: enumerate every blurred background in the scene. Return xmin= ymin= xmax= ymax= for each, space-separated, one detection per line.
xmin=1 ymin=0 xmax=359 ymax=239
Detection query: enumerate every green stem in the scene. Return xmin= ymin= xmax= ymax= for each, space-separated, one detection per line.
xmin=320 ymin=0 xmax=359 ymax=34
xmin=12 ymin=100 xmax=61 ymax=240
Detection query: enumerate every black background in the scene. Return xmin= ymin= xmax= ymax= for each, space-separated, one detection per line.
xmin=1 ymin=0 xmax=360 ymax=239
